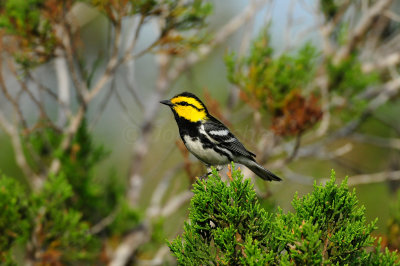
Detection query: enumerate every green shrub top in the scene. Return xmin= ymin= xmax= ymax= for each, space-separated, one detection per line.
xmin=169 ymin=165 xmax=399 ymax=265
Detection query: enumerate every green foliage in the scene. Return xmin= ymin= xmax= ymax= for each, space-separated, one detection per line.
xmin=0 ymin=175 xmax=30 ymax=263
xmin=169 ymin=165 xmax=399 ymax=265
xmin=25 ymin=120 xmax=121 ymax=225
xmin=0 ymin=0 xmax=44 ymax=35
xmin=327 ymin=54 xmax=379 ymax=120
xmin=225 ymin=28 xmax=318 ymax=113
xmin=151 ymin=0 xmax=213 ymax=54
xmin=225 ymin=28 xmax=322 ymax=136
xmin=58 ymin=119 xmax=111 ymax=222
xmin=162 ymin=0 xmax=212 ymax=31
xmin=108 ymin=199 xmax=141 ymax=236
xmin=320 ymin=0 xmax=337 ymax=20
xmin=327 ymin=55 xmax=379 ymax=95
xmin=169 ymin=166 xmax=275 ymax=265
xmin=5 ymin=119 xmax=140 ymax=260
xmin=0 ymin=0 xmax=56 ymax=67
xmin=27 ymin=119 xmax=140 ymax=232
xmin=26 ymin=125 xmax=62 ymax=170
xmin=275 ymin=172 xmax=377 ymax=264
xmin=365 ymin=239 xmax=400 ymax=266
xmin=30 ymin=174 xmax=96 ymax=263
xmin=1 ymin=120 xmax=141 ymax=263
xmin=0 ymin=174 xmax=95 ymax=264
xmin=387 ymin=189 xmax=400 ymax=250
xmin=88 ymin=0 xmax=213 ymax=30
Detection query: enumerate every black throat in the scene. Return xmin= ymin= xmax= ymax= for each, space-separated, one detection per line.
xmin=172 ymin=111 xmax=201 ymax=139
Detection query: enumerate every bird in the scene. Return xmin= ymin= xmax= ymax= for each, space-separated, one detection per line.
xmin=160 ymin=91 xmax=281 ymax=182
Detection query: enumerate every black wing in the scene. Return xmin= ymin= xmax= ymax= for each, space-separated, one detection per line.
xmin=203 ymin=117 xmax=256 ymax=158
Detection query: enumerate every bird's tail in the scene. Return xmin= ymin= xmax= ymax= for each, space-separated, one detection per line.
xmin=239 ymin=158 xmax=282 ymax=181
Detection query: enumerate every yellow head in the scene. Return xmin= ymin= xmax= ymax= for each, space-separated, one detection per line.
xmin=160 ymin=92 xmax=209 ymax=122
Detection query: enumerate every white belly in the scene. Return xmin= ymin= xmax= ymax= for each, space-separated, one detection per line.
xmin=183 ymin=135 xmax=230 ymax=165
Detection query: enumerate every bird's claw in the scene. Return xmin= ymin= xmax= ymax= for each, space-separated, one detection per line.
xmin=199 ymin=172 xmax=212 ymax=180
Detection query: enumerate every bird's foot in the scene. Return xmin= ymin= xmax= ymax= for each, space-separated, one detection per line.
xmin=198 ymin=165 xmax=224 ymax=180
xmin=198 ymin=172 xmax=212 ymax=180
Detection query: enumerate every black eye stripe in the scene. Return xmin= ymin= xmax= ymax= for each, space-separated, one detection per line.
xmin=175 ymin=101 xmax=203 ymax=111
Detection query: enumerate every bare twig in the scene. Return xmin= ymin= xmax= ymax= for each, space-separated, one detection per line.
xmin=113 ymin=79 xmax=141 ymax=127
xmin=227 ymin=0 xmax=259 ymax=109
xmin=48 ymin=106 xmax=85 ymax=174
xmin=90 ymin=76 xmax=116 ymax=129
xmin=90 ymin=208 xmax=119 ymax=235
xmin=127 ymin=52 xmax=171 ymax=208
xmin=86 ymin=13 xmax=147 ymax=103
xmin=362 ymin=52 xmax=400 ymax=73
xmin=320 ymin=170 xmax=400 ymax=186
xmin=372 ymin=114 xmax=400 ymax=135
xmin=168 ymin=0 xmax=270 ymax=84
xmin=319 ymin=0 xmax=351 ymax=55
xmin=283 ymin=0 xmax=296 ymax=52
xmin=0 ymin=111 xmax=42 ymax=188
xmin=334 ymin=0 xmax=393 ymax=64
xmin=109 ymin=223 xmax=151 ymax=266
xmin=0 ymin=61 xmax=28 ymax=128
xmin=9 ymin=61 xmax=55 ymax=127
xmin=161 ymin=191 xmax=193 ymax=217
xmin=122 ymin=62 xmax=144 ymax=111
xmin=136 ymin=246 xmax=171 ymax=266
xmin=384 ymin=10 xmax=400 ymax=22
xmin=26 ymin=72 xmax=63 ymax=105
xmin=350 ymin=133 xmax=400 ymax=150
xmin=281 ymin=167 xmax=314 ymax=185
xmin=285 ymin=133 xmax=302 ymax=163
xmin=55 ymin=49 xmax=71 ymax=127
xmin=59 ymin=22 xmax=88 ymax=102
xmin=146 ymin=163 xmax=183 ymax=219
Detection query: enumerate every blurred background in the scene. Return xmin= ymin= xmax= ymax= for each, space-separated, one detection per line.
xmin=1 ymin=0 xmax=400 ymax=264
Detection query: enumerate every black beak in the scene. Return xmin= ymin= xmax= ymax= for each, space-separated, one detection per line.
xmin=160 ymin=99 xmax=173 ymax=106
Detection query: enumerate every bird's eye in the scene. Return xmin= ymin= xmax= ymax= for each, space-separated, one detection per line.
xmin=174 ymin=101 xmax=203 ymax=111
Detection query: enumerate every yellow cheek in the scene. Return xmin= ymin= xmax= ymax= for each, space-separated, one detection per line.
xmin=173 ymin=106 xmax=207 ymax=122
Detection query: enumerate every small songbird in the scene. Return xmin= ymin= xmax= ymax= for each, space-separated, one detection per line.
xmin=160 ymin=92 xmax=281 ymax=181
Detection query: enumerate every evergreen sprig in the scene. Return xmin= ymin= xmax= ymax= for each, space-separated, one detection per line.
xmin=0 ymin=174 xmax=95 ymax=264
xmin=169 ymin=165 xmax=399 ymax=265
xmin=0 ymin=176 xmax=30 ymax=263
